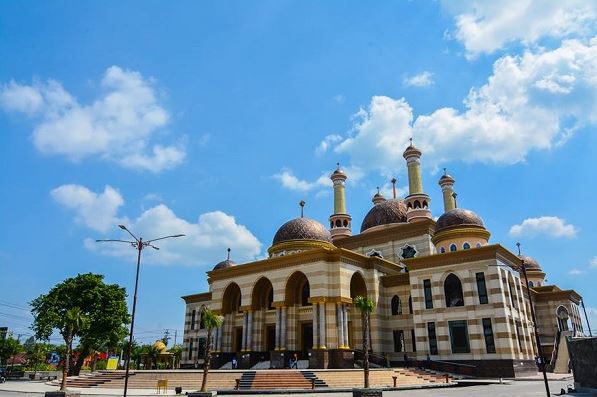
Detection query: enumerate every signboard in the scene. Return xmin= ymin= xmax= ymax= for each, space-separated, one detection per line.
xmin=106 ymin=357 xmax=119 ymax=370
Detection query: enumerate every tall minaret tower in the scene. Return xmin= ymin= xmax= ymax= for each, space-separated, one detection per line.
xmin=329 ymin=163 xmax=352 ymax=241
xmin=438 ymin=169 xmax=456 ymax=212
xmin=402 ymin=140 xmax=432 ymax=222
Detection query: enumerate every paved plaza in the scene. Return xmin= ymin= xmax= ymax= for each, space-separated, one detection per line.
xmin=1 ymin=377 xmax=596 ymax=397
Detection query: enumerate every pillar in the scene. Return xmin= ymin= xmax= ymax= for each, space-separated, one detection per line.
xmin=342 ymin=305 xmax=349 ymax=348
xmin=336 ymin=303 xmax=345 ymax=348
xmin=312 ymin=303 xmax=319 ymax=349
xmin=280 ymin=306 xmax=287 ymax=350
xmin=241 ymin=312 xmax=248 ymax=351
xmin=403 ymin=144 xmax=423 ymax=195
xmin=319 ymin=303 xmax=327 ymax=349
xmin=246 ymin=310 xmax=253 ymax=352
xmin=275 ymin=308 xmax=281 ymax=350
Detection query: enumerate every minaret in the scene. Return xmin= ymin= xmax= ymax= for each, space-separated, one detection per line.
xmin=329 ymin=163 xmax=352 ymax=241
xmin=438 ymin=169 xmax=456 ymax=212
xmin=402 ymin=140 xmax=432 ymax=222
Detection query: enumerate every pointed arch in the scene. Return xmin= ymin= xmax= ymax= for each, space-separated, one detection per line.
xmin=222 ymin=282 xmax=242 ymax=314
xmin=444 ymin=273 xmax=464 ymax=307
xmin=252 ymin=277 xmax=274 ymax=310
xmin=350 ymin=271 xmax=367 ymax=298
xmin=285 ymin=271 xmax=311 ymax=306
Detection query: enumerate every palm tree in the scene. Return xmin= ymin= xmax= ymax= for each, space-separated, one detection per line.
xmin=60 ymin=307 xmax=89 ymax=391
xmin=200 ymin=305 xmax=224 ymax=392
xmin=353 ymin=295 xmax=374 ymax=389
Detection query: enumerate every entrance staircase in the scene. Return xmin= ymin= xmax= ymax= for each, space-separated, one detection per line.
xmin=55 ymin=367 xmax=452 ymax=391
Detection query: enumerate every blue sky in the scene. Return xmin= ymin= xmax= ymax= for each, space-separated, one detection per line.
xmin=1 ymin=1 xmax=597 ymax=344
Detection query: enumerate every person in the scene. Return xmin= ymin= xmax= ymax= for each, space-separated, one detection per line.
xmin=290 ymin=353 xmax=298 ymax=369
xmin=231 ymin=357 xmax=237 ymax=369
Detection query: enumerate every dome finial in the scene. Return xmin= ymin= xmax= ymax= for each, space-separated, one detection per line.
xmin=452 ymin=192 xmax=458 ymax=208
xmin=409 ymin=137 xmax=413 ymax=146
xmin=443 ymin=167 xmax=447 ymax=176
xmin=516 ymin=242 xmax=522 ymax=256
xmin=336 ymin=162 xmax=340 ymax=170
xmin=299 ymin=200 xmax=306 ymax=218
xmin=227 ymin=247 xmax=231 ymax=260
xmin=391 ymin=177 xmax=397 ymax=199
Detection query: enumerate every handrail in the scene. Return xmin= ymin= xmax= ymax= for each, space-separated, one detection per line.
xmin=419 ymin=359 xmax=476 ymax=376
xmin=550 ymin=328 xmax=561 ymax=369
xmin=353 ymin=349 xmax=388 ymax=367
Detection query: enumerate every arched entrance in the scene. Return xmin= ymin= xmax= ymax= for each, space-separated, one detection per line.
xmin=349 ymin=272 xmax=368 ymax=349
xmin=286 ymin=271 xmax=312 ymax=357
xmin=251 ymin=277 xmax=275 ymax=352
xmin=222 ymin=282 xmax=242 ymax=353
xmin=556 ymin=305 xmax=571 ymax=332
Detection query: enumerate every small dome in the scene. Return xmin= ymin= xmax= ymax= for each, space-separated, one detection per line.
xmin=272 ymin=217 xmax=332 ymax=245
xmin=435 ymin=208 xmax=484 ymax=232
xmin=153 ymin=341 xmax=167 ymax=352
xmin=361 ymin=199 xmax=408 ymax=232
xmin=518 ymin=255 xmax=541 ymax=271
xmin=213 ymin=259 xmax=237 ymax=271
xmin=331 ymin=168 xmax=346 ymax=179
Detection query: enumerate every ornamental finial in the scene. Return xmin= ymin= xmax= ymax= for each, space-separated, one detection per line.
xmin=227 ymin=247 xmax=231 ymax=260
xmin=299 ymin=200 xmax=306 ymax=218
xmin=391 ymin=177 xmax=397 ymax=199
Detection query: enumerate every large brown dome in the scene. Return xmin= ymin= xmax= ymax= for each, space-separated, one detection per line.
xmin=272 ymin=217 xmax=332 ymax=245
xmin=360 ymin=199 xmax=408 ymax=232
xmin=435 ymin=208 xmax=484 ymax=232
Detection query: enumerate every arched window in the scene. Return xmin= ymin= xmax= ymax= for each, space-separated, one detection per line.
xmin=463 ymin=242 xmax=471 ymax=250
xmin=336 ymin=219 xmax=341 ymax=227
xmin=450 ymin=244 xmax=457 ymax=252
xmin=423 ymin=200 xmax=428 ymax=208
xmin=343 ymin=219 xmax=348 ymax=227
xmin=440 ymin=247 xmax=446 ymax=253
xmin=301 ymin=282 xmax=310 ymax=306
xmin=556 ymin=306 xmax=570 ymax=331
xmin=528 ymin=281 xmax=534 ymax=287
xmin=391 ymin=295 xmax=402 ymax=315
xmin=444 ymin=274 xmax=464 ymax=307
xmin=476 ymin=242 xmax=482 ymax=248
xmin=408 ymin=295 xmax=413 ymax=314
xmin=414 ymin=200 xmax=421 ymax=209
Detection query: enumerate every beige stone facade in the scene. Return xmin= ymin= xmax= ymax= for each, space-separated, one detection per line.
xmin=180 ymin=144 xmax=586 ymax=377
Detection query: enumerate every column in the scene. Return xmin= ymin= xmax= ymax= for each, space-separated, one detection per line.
xmin=319 ymin=302 xmax=326 ymax=349
xmin=312 ymin=303 xmax=319 ymax=349
xmin=213 ymin=327 xmax=219 ymax=351
xmin=342 ymin=305 xmax=349 ymax=348
xmin=241 ymin=312 xmax=248 ymax=351
xmin=336 ymin=303 xmax=345 ymax=348
xmin=275 ymin=307 xmax=281 ymax=350
xmin=280 ymin=306 xmax=287 ymax=350
xmin=246 ymin=310 xmax=253 ymax=351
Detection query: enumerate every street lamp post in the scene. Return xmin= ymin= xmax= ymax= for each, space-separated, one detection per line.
xmin=96 ymin=225 xmax=185 ymax=397
xmin=516 ymin=242 xmax=550 ymax=397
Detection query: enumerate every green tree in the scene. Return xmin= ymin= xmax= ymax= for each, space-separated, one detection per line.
xmin=0 ymin=335 xmax=22 ymax=369
xmin=353 ymin=295 xmax=374 ymax=389
xmin=24 ymin=339 xmax=50 ymax=375
xmin=60 ymin=308 xmax=89 ymax=390
xmin=200 ymin=306 xmax=223 ymax=392
xmin=142 ymin=344 xmax=160 ymax=370
xmin=30 ymin=274 xmax=130 ymax=385
xmin=169 ymin=344 xmax=182 ymax=369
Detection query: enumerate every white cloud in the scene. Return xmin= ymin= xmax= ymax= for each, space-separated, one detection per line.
xmin=315 ymin=134 xmax=342 ymax=156
xmin=273 ymin=168 xmax=332 ymax=192
xmin=509 ymin=216 xmax=577 ymax=238
xmin=568 ymin=268 xmax=585 ymax=276
xmin=0 ymin=66 xmax=185 ymax=172
xmin=331 ymin=38 xmax=597 ymax=171
xmin=590 ymin=256 xmax=597 ymax=268
xmin=443 ymin=0 xmax=597 ymax=57
xmin=403 ymin=71 xmax=434 ymax=87
xmin=53 ymin=184 xmax=262 ymax=266
xmin=51 ymin=184 xmax=126 ymax=233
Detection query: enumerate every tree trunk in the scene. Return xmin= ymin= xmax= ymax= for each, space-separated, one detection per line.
xmin=200 ymin=328 xmax=212 ymax=392
xmin=70 ymin=344 xmax=91 ymax=376
xmin=61 ymin=334 xmax=72 ymax=391
xmin=363 ymin=312 xmax=370 ymax=389
xmin=91 ymin=353 xmax=97 ymax=372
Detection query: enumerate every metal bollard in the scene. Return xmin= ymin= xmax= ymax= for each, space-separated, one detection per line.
xmin=311 ymin=378 xmax=316 ymax=390
xmin=445 ymin=374 xmax=449 ymax=383
xmin=392 ymin=376 xmax=397 ymax=387
xmin=235 ymin=378 xmax=240 ymax=390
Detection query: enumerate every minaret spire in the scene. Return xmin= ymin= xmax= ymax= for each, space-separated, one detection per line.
xmin=391 ymin=177 xmax=397 ymax=199
xmin=299 ymin=200 xmax=305 ymax=218
xmin=439 ymin=170 xmax=456 ymax=212
xmin=403 ymin=142 xmax=432 ymax=223
xmin=329 ymin=164 xmax=352 ymax=241
xmin=227 ymin=247 xmax=231 ymax=260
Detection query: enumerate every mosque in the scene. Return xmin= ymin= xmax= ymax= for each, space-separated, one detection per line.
xmin=181 ymin=143 xmax=586 ymax=377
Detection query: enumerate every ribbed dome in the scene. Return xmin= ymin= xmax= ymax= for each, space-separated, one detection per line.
xmin=360 ymin=199 xmax=408 ymax=232
xmin=518 ymin=255 xmax=541 ymax=271
xmin=213 ymin=259 xmax=237 ymax=270
xmin=272 ymin=217 xmax=332 ymax=245
xmin=435 ymin=208 xmax=484 ymax=232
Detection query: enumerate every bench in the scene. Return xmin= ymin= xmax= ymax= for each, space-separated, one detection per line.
xmin=38 ymin=373 xmax=58 ymax=381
